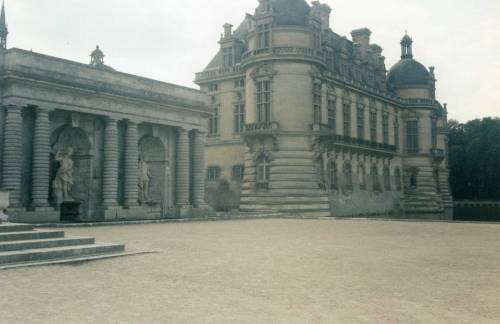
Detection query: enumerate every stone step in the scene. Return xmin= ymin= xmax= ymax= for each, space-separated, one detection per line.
xmin=0 ymin=223 xmax=34 ymax=233
xmin=0 ymin=243 xmax=125 ymax=265
xmin=0 ymin=237 xmax=95 ymax=252
xmin=0 ymin=230 xmax=65 ymax=242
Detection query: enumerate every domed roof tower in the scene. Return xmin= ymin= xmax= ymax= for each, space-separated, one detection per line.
xmin=387 ymin=33 xmax=435 ymax=98
xmin=269 ymin=0 xmax=311 ymax=26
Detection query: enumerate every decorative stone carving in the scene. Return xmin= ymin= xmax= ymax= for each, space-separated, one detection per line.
xmin=138 ymin=157 xmax=151 ymax=204
xmin=53 ymin=147 xmax=74 ymax=203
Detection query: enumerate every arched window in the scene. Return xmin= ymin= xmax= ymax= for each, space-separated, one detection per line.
xmin=384 ymin=167 xmax=391 ymax=191
xmin=408 ymin=168 xmax=418 ymax=190
xmin=329 ymin=161 xmax=338 ymax=190
xmin=395 ymin=168 xmax=402 ymax=191
xmin=372 ymin=165 xmax=380 ymax=192
xmin=256 ymin=155 xmax=271 ymax=190
xmin=433 ymin=168 xmax=440 ymax=193
xmin=344 ymin=162 xmax=353 ymax=192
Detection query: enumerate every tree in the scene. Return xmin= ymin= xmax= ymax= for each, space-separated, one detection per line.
xmin=448 ymin=118 xmax=500 ymax=200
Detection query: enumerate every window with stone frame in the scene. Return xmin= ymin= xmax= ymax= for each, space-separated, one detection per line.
xmin=256 ymin=80 xmax=272 ymax=123
xmin=343 ymin=102 xmax=352 ymax=137
xmin=431 ymin=118 xmax=438 ymax=148
xmin=256 ymin=155 xmax=271 ymax=190
xmin=234 ymin=103 xmax=245 ymax=134
xmin=257 ymin=23 xmax=270 ymax=49
xmin=208 ymin=83 xmax=218 ymax=93
xmin=232 ymin=165 xmax=245 ymax=181
xmin=371 ymin=165 xmax=381 ymax=192
xmin=234 ymin=78 xmax=245 ymax=88
xmin=343 ymin=162 xmax=353 ymax=192
xmin=208 ymin=105 xmax=219 ymax=137
xmin=327 ymin=98 xmax=336 ymax=131
xmin=223 ymin=47 xmax=234 ymax=67
xmin=357 ymin=104 xmax=365 ymax=139
xmin=406 ymin=120 xmax=419 ymax=154
xmin=358 ymin=164 xmax=366 ymax=190
xmin=329 ymin=161 xmax=338 ymax=190
xmin=382 ymin=113 xmax=389 ymax=144
xmin=313 ymin=83 xmax=322 ymax=125
xmin=207 ymin=166 xmax=221 ymax=181
xmin=383 ymin=167 xmax=391 ymax=191
xmin=395 ymin=167 xmax=402 ymax=191
xmin=394 ymin=118 xmax=400 ymax=151
xmin=370 ymin=109 xmax=377 ymax=142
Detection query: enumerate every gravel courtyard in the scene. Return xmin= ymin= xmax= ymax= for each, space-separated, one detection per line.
xmin=1 ymin=218 xmax=499 ymax=324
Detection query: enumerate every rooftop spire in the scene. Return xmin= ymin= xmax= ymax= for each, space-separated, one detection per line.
xmin=400 ymin=31 xmax=413 ymax=59
xmin=0 ymin=1 xmax=8 ymax=50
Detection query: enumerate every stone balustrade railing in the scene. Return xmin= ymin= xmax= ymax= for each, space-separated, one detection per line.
xmin=195 ymin=65 xmax=243 ymax=82
xmin=241 ymin=46 xmax=324 ymax=62
xmin=313 ymin=124 xmax=397 ymax=153
xmin=243 ymin=122 xmax=280 ymax=135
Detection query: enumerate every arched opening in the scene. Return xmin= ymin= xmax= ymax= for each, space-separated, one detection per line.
xmin=395 ymin=168 xmax=402 ymax=191
xmin=139 ymin=136 xmax=169 ymax=207
xmin=384 ymin=167 xmax=391 ymax=191
xmin=358 ymin=163 xmax=366 ymax=190
xmin=329 ymin=161 xmax=338 ymax=191
xmin=50 ymin=125 xmax=93 ymax=220
xmin=343 ymin=162 xmax=353 ymax=192
xmin=371 ymin=165 xmax=380 ymax=192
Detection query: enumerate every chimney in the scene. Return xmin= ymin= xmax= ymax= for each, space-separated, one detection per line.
xmin=311 ymin=1 xmax=331 ymax=30
xmin=351 ymin=28 xmax=371 ymax=58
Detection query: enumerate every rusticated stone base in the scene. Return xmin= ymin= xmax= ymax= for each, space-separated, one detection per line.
xmin=8 ymin=207 xmax=60 ymax=223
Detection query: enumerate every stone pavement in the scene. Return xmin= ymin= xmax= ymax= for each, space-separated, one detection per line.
xmin=1 ymin=218 xmax=499 ymax=323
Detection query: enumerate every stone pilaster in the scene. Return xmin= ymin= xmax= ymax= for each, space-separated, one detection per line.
xmin=0 ymin=107 xmax=5 ymax=184
xmin=31 ymin=107 xmax=52 ymax=207
xmin=102 ymin=117 xmax=119 ymax=207
xmin=192 ymin=130 xmax=206 ymax=207
xmin=1 ymin=105 xmax=23 ymax=207
xmin=176 ymin=128 xmax=190 ymax=207
xmin=124 ymin=120 xmax=139 ymax=207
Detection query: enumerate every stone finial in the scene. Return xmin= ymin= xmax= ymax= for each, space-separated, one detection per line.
xmin=223 ymin=23 xmax=233 ymax=39
xmin=90 ymin=45 xmax=105 ymax=67
xmin=400 ymin=31 xmax=413 ymax=59
xmin=0 ymin=1 xmax=8 ymax=50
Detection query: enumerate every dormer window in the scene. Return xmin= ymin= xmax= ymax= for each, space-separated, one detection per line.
xmin=257 ymin=24 xmax=270 ymax=49
xmin=223 ymin=47 xmax=233 ymax=67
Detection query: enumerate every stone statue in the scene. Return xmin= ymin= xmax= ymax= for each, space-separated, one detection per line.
xmin=53 ymin=147 xmax=74 ymax=203
xmin=138 ymin=157 xmax=151 ymax=203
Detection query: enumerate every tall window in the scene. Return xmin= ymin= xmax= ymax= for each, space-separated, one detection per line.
xmin=343 ymin=103 xmax=351 ymax=137
xmin=223 ymin=47 xmax=233 ymax=67
xmin=370 ymin=109 xmax=377 ymax=142
xmin=431 ymin=118 xmax=438 ymax=148
xmin=344 ymin=163 xmax=353 ymax=192
xmin=313 ymin=83 xmax=322 ymax=124
xmin=208 ymin=83 xmax=218 ymax=93
xmin=327 ymin=98 xmax=336 ymax=131
xmin=234 ymin=103 xmax=245 ymax=133
xmin=234 ymin=78 xmax=245 ymax=88
xmin=383 ymin=167 xmax=391 ymax=191
xmin=357 ymin=105 xmax=365 ymax=139
xmin=232 ymin=165 xmax=245 ymax=181
xmin=208 ymin=108 xmax=219 ymax=137
xmin=372 ymin=165 xmax=380 ymax=192
xmin=256 ymin=155 xmax=271 ymax=190
xmin=257 ymin=24 xmax=270 ymax=49
xmin=329 ymin=161 xmax=338 ymax=190
xmin=382 ymin=113 xmax=389 ymax=144
xmin=395 ymin=168 xmax=402 ymax=191
xmin=406 ymin=120 xmax=419 ymax=154
xmin=394 ymin=119 xmax=400 ymax=150
xmin=358 ymin=164 xmax=366 ymax=190
xmin=207 ymin=166 xmax=221 ymax=181
xmin=256 ymin=80 xmax=271 ymax=122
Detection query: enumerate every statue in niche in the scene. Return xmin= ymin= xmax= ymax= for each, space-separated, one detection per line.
xmin=53 ymin=147 xmax=74 ymax=203
xmin=138 ymin=157 xmax=151 ymax=204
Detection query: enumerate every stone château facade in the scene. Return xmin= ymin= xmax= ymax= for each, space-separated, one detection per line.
xmin=0 ymin=5 xmax=210 ymax=223
xmin=196 ymin=0 xmax=453 ymax=218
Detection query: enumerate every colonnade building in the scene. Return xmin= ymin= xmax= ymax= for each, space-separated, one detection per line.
xmin=0 ymin=7 xmax=210 ymax=222
xmin=196 ymin=0 xmax=453 ymax=218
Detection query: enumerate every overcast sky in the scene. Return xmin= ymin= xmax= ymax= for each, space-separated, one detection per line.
xmin=6 ymin=0 xmax=500 ymax=122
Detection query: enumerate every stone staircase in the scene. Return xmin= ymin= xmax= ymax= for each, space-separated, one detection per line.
xmin=0 ymin=222 xmax=127 ymax=270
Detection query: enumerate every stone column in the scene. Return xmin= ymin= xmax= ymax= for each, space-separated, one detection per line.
xmin=192 ymin=130 xmax=206 ymax=207
xmin=31 ymin=107 xmax=51 ymax=207
xmin=102 ymin=117 xmax=119 ymax=207
xmin=124 ymin=120 xmax=139 ymax=207
xmin=1 ymin=105 xmax=23 ymax=207
xmin=176 ymin=128 xmax=190 ymax=207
